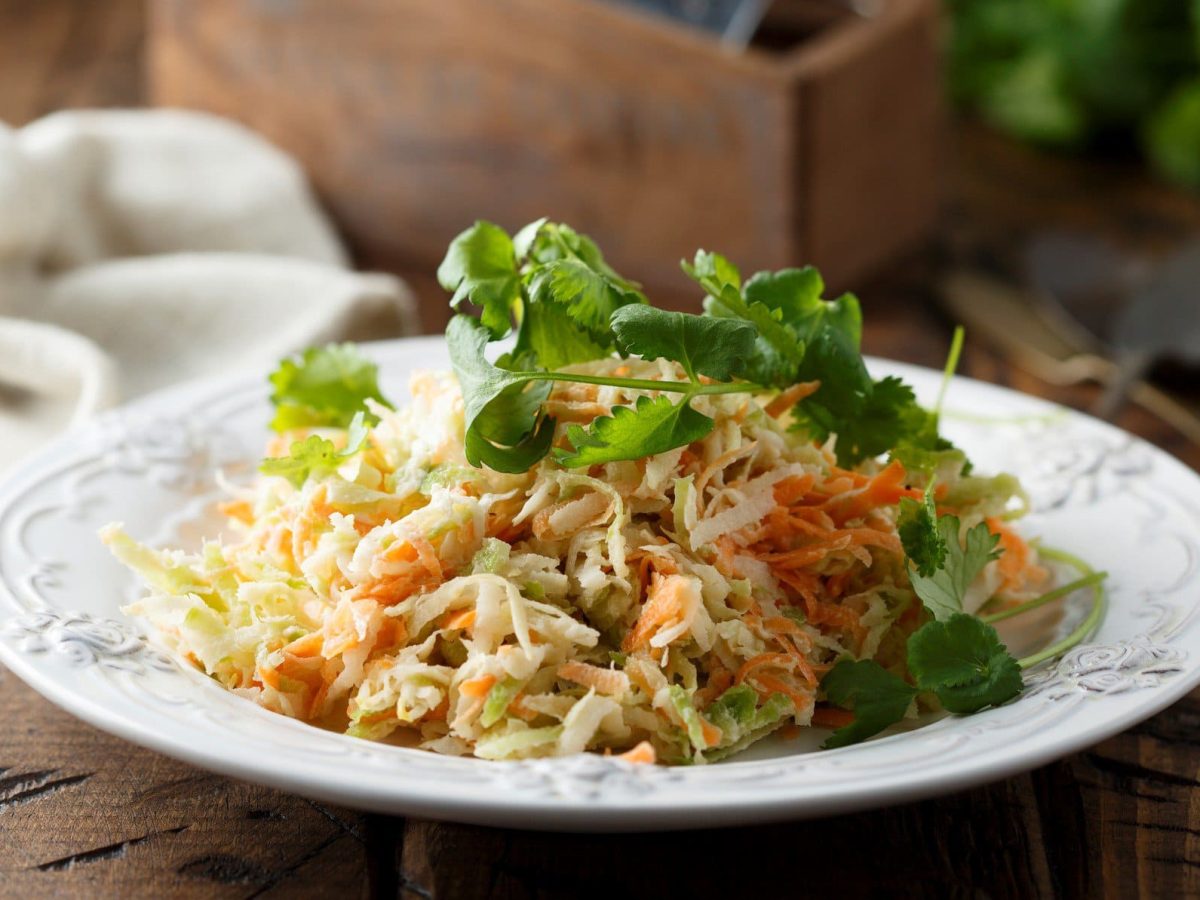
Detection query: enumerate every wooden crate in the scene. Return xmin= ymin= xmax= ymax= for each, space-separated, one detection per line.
xmin=148 ymin=0 xmax=942 ymax=295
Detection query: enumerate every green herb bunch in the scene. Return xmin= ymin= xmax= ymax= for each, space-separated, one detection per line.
xmin=254 ymin=219 xmax=1108 ymax=749
xmin=438 ymin=218 xmax=952 ymax=474
xmin=948 ymin=0 xmax=1200 ymax=189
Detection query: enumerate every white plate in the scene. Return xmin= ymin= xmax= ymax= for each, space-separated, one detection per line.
xmin=2 ymin=337 xmax=1198 ymax=832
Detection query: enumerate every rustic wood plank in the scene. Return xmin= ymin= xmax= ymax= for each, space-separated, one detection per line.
xmin=5 ymin=2 xmax=1200 ymax=898
xmin=146 ymin=0 xmax=943 ymax=293
xmin=394 ymin=693 xmax=1200 ymax=900
xmin=0 ymin=666 xmax=372 ymax=899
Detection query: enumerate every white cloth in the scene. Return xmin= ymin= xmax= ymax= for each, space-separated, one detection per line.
xmin=0 ymin=109 xmax=416 ymax=470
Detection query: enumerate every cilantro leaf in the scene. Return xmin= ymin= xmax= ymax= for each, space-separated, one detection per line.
xmin=523 ymin=222 xmax=646 ymax=338
xmin=681 ymin=249 xmax=741 ymax=294
xmin=888 ymin=327 xmax=971 ymax=476
xmin=898 ymin=484 xmax=946 ymax=578
xmin=743 ymin=266 xmax=836 ymax=335
xmin=260 ymin=412 xmax=368 ymax=488
xmin=610 ymin=305 xmax=757 ymax=382
xmin=446 ymin=315 xmax=556 ymax=472
xmin=820 ymin=659 xmax=918 ymax=749
xmin=268 ymin=344 xmax=390 ymax=433
xmin=683 ymin=250 xmax=804 ymax=385
xmin=699 ymin=283 xmax=803 ymax=386
xmin=907 ymin=614 xmax=1023 ymax=714
xmin=909 ymin=516 xmax=1001 ymax=621
xmin=437 ymin=221 xmax=521 ymax=339
xmin=511 ymin=217 xmax=548 ymax=260
xmin=531 ymin=258 xmax=644 ymax=336
xmin=527 ymin=223 xmax=633 ymax=284
xmin=889 ymin=397 xmax=972 ymax=480
xmin=512 ymin=299 xmax=613 ymax=370
xmin=792 ymin=366 xmax=909 ymax=468
xmin=727 ymin=276 xmax=919 ymax=467
xmin=744 ymin=269 xmax=862 ymax=364
xmin=555 ymin=395 xmax=713 ymax=468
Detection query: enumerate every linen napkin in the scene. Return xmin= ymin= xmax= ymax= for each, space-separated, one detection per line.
xmin=0 ymin=109 xmax=416 ymax=471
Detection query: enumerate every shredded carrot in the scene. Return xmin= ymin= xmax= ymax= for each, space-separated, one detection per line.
xmin=217 ymin=498 xmax=254 ymax=525
xmin=752 ymin=618 xmax=819 ymax=686
xmin=441 ymin=608 xmax=477 ymax=631
xmin=257 ymin=665 xmax=281 ymax=691
xmin=762 ymin=615 xmax=804 ymax=637
xmin=557 ymin=661 xmax=629 ymax=695
xmin=282 ymin=631 xmax=324 ymax=658
xmin=712 ymin=536 xmax=739 ymax=578
xmin=699 ymin=717 xmax=723 ymax=748
xmin=411 ymin=535 xmax=443 ymax=579
xmin=764 ymin=381 xmax=820 ymax=418
xmin=360 ymin=566 xmax=443 ymax=606
xmin=736 ymin=652 xmax=794 ymax=685
xmin=772 ymin=473 xmax=817 ymax=506
xmin=508 ymin=693 xmax=539 ymax=722
xmin=459 ymin=674 xmax=497 ymax=699
xmin=372 ymin=617 xmax=407 ymax=653
xmin=825 ymin=571 xmax=851 ymax=599
xmin=623 ymin=572 xmax=687 ymax=652
xmin=823 ymin=459 xmax=921 ymax=524
xmin=987 ymin=516 xmax=1049 ymax=593
xmin=810 ymin=705 xmax=855 ymax=729
xmin=694 ymin=442 xmax=758 ymax=498
xmin=824 ymin=467 xmax=871 ymax=488
xmin=763 ymin=527 xmax=900 ymax=567
xmin=753 ymin=672 xmax=812 ymax=710
xmin=617 ymin=741 xmax=657 ymax=764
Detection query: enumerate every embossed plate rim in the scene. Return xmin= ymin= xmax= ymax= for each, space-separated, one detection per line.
xmin=1 ymin=336 xmax=1198 ymax=831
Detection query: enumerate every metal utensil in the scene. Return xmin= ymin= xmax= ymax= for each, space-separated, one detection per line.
xmin=1024 ymin=230 xmax=1143 ymax=352
xmin=938 ymin=270 xmax=1200 ymax=446
xmin=599 ymin=0 xmax=773 ymax=46
xmin=1025 ymin=231 xmax=1200 ymax=421
xmin=1098 ymin=239 xmax=1200 ymax=417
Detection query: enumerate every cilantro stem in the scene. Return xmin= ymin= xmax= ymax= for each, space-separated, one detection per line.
xmin=1015 ymin=546 xmax=1107 ymax=670
xmin=935 ymin=325 xmax=965 ymax=417
xmin=525 ymin=371 xmax=765 ymax=396
xmin=980 ymin=571 xmax=1107 ymax=624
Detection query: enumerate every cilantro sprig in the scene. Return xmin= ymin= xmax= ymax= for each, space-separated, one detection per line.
xmin=820 ymin=507 xmax=1022 ymax=748
xmin=441 ymin=219 xmax=957 ymax=473
xmin=268 ymin=344 xmax=391 ymax=432
xmin=907 ymin=517 xmax=1001 ymax=622
xmin=260 ymin=411 xmax=369 ymax=488
xmin=820 ymin=613 xmax=1023 ymax=748
xmin=822 ymin=494 xmax=1110 ymax=748
xmin=896 ymin=484 xmax=946 ymax=578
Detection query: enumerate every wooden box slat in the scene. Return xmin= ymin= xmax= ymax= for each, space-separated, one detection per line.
xmin=149 ymin=0 xmax=941 ymax=293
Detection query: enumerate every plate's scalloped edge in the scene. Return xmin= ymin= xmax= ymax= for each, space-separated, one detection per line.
xmin=0 ymin=343 xmax=1198 ymax=811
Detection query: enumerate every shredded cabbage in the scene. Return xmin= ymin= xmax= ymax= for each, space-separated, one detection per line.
xmin=105 ymin=361 xmax=1040 ymax=764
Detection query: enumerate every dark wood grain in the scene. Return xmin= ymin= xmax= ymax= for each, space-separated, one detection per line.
xmin=3 ymin=1 xmax=1200 ymax=898
xmin=0 ymin=665 xmax=372 ymax=898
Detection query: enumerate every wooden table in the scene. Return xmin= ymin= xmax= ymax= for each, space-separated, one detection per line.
xmin=3 ymin=2 xmax=1200 ymax=897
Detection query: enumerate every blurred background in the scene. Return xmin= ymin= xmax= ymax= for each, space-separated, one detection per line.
xmin=1 ymin=0 xmax=1199 ymax=471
